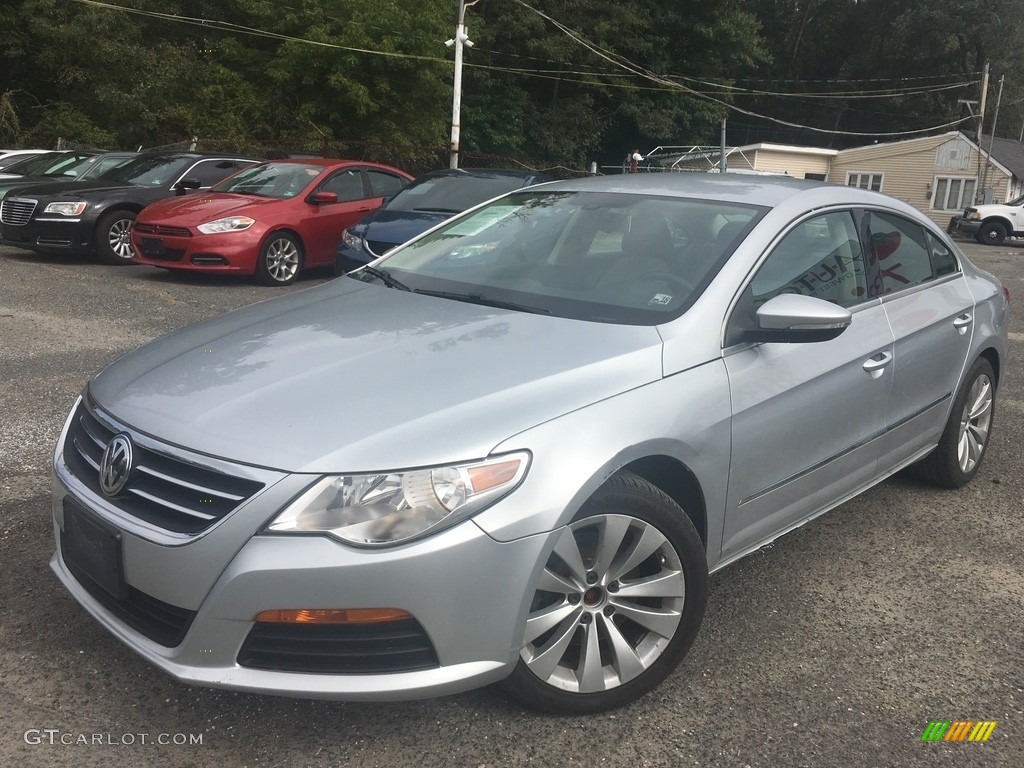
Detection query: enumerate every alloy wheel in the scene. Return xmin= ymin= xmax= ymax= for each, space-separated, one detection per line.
xmin=107 ymin=219 xmax=134 ymax=260
xmin=265 ymin=238 xmax=300 ymax=282
xmin=957 ymin=372 xmax=993 ymax=474
xmin=520 ymin=513 xmax=685 ymax=693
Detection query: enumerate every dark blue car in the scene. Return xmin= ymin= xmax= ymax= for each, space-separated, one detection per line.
xmin=335 ymin=168 xmax=549 ymax=273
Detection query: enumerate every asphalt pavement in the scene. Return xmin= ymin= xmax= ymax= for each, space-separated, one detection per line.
xmin=1 ymin=241 xmax=1021 ymax=768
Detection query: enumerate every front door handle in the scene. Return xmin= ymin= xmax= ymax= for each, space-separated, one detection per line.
xmin=863 ymin=351 xmax=892 ymax=378
xmin=953 ymin=313 xmax=973 ymax=335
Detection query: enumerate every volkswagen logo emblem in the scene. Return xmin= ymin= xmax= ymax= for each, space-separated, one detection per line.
xmin=99 ymin=433 xmax=133 ymax=497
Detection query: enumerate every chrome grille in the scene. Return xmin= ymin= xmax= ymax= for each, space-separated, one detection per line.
xmin=0 ymin=197 xmax=37 ymax=226
xmin=62 ymin=399 xmax=265 ymax=534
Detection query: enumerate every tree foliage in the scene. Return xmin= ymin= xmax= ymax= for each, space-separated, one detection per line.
xmin=0 ymin=0 xmax=1021 ymax=170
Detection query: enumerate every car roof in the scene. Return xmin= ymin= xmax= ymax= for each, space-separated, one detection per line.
xmin=531 ymin=172 xmax=922 ymax=212
xmin=417 ymin=168 xmax=547 ymax=181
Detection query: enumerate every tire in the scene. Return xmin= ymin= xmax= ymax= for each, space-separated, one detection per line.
xmin=255 ymin=233 xmax=302 ymax=286
xmin=914 ymin=358 xmax=996 ymax=488
xmin=501 ymin=471 xmax=707 ymax=714
xmin=975 ymin=221 xmax=1007 ymax=246
xmin=94 ymin=211 xmax=137 ymax=265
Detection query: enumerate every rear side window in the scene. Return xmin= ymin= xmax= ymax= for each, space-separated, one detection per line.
xmin=862 ymin=211 xmax=941 ymax=294
xmin=365 ymin=170 xmax=407 ymax=198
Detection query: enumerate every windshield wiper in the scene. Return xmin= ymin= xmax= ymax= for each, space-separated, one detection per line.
xmin=412 ymin=288 xmax=550 ymax=315
xmin=355 ymin=265 xmax=411 ymax=291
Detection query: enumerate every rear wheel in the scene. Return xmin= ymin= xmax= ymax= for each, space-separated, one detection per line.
xmin=256 ymin=233 xmax=302 ymax=286
xmin=502 ymin=471 xmax=707 ymax=714
xmin=975 ymin=221 xmax=1007 ymax=246
xmin=94 ymin=211 xmax=137 ymax=265
xmin=913 ymin=358 xmax=996 ymax=487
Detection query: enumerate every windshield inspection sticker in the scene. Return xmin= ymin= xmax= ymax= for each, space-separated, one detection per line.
xmin=649 ymin=293 xmax=673 ymax=306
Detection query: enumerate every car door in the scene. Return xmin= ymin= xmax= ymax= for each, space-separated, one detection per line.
xmin=721 ymin=210 xmax=894 ymax=561
xmin=300 ymin=168 xmax=383 ymax=266
xmin=861 ymin=210 xmax=975 ymax=469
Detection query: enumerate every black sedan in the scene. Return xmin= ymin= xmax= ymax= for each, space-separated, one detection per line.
xmin=0 ymin=152 xmax=257 ymax=264
xmin=0 ymin=151 xmax=138 ymax=203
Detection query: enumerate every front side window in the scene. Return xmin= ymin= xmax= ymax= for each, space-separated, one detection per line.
xmin=750 ymin=211 xmax=867 ymax=309
xmin=932 ymin=176 xmax=976 ymax=212
xmin=319 ymin=169 xmax=366 ymax=201
xmin=358 ymin=190 xmax=765 ymax=325
xmin=846 ymin=172 xmax=883 ymax=192
xmin=183 ymin=160 xmax=248 ymax=188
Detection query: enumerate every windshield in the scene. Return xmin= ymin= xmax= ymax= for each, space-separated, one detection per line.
xmin=385 ymin=174 xmax=534 ymax=213
xmin=211 ymin=162 xmax=322 ymax=198
xmin=97 ymin=155 xmax=192 ymax=186
xmin=356 ymin=190 xmax=766 ymax=325
xmin=0 ymin=151 xmax=71 ymax=176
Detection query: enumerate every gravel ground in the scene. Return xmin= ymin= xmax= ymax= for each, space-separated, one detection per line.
xmin=0 ymin=240 xmax=1021 ymax=768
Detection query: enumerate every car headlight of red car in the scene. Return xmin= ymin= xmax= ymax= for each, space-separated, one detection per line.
xmin=197 ymin=216 xmax=256 ymax=234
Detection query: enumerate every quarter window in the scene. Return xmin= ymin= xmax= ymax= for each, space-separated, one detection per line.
xmin=847 ymin=172 xmax=883 ymax=192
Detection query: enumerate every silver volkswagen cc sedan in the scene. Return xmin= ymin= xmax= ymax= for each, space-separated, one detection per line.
xmin=51 ymin=174 xmax=1009 ymax=713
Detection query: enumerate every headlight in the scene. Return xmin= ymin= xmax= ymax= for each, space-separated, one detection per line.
xmin=966 ymin=211 xmax=981 ymax=221
xmin=267 ymin=452 xmax=530 ymax=547
xmin=341 ymin=228 xmax=364 ymax=252
xmin=197 ymin=216 xmax=255 ymax=234
xmin=43 ymin=201 xmax=87 ymax=216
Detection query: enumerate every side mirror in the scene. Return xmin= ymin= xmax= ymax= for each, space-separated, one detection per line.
xmin=176 ymin=178 xmax=202 ymax=191
xmin=746 ymin=293 xmax=852 ymax=343
xmin=309 ymin=191 xmax=338 ymax=205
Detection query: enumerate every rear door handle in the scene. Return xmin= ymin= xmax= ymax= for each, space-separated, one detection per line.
xmin=863 ymin=351 xmax=892 ymax=378
xmin=953 ymin=313 xmax=973 ymax=334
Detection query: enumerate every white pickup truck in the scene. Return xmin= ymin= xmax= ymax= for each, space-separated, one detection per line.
xmin=950 ymin=194 xmax=1024 ymax=245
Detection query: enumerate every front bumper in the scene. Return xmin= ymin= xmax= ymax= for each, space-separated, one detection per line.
xmin=52 ymin=462 xmax=551 ymax=700
xmin=131 ymin=227 xmax=264 ymax=274
xmin=950 ymin=216 xmax=981 ymax=237
xmin=0 ymin=216 xmax=91 ymax=254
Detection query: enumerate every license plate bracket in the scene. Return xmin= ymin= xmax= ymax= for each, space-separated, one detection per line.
xmin=62 ymin=499 xmax=126 ymax=600
xmin=141 ymin=237 xmax=165 ymax=256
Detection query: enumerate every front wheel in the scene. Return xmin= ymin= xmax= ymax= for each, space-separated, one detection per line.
xmin=913 ymin=358 xmax=996 ymax=487
xmin=255 ymin=233 xmax=302 ymax=286
xmin=501 ymin=471 xmax=707 ymax=714
xmin=94 ymin=211 xmax=137 ymax=265
xmin=975 ymin=221 xmax=1007 ymax=246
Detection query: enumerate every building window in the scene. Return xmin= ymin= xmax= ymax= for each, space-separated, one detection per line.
xmin=932 ymin=176 xmax=976 ymax=212
xmin=846 ymin=172 xmax=882 ymax=191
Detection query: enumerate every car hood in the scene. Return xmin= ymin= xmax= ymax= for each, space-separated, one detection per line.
xmin=352 ymin=208 xmax=453 ymax=250
xmin=140 ymin=193 xmax=278 ymax=225
xmin=6 ymin=178 xmax=138 ymax=198
xmin=89 ymin=279 xmax=664 ymax=473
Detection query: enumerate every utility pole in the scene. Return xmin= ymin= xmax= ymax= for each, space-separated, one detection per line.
xmin=719 ymin=118 xmax=728 ymax=173
xmin=981 ymin=74 xmax=1005 ymax=201
xmin=447 ymin=0 xmax=477 ymax=170
xmin=975 ymin=62 xmax=989 ymax=203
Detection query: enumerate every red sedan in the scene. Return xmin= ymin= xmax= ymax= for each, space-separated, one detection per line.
xmin=131 ymin=159 xmax=413 ymax=285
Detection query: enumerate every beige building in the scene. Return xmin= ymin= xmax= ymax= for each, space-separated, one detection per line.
xmin=656 ymin=131 xmax=1024 ymax=229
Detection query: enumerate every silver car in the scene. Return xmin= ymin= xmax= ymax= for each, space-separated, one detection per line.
xmin=51 ymin=174 xmax=1010 ymax=713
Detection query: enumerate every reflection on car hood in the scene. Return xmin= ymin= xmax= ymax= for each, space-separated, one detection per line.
xmin=351 ymin=208 xmax=453 ymax=250
xmin=90 ymin=279 xmax=663 ymax=473
xmin=139 ymin=193 xmax=278 ymax=225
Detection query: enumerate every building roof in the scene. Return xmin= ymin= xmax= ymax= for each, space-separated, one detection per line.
xmin=964 ymin=131 xmax=1024 ymax=180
